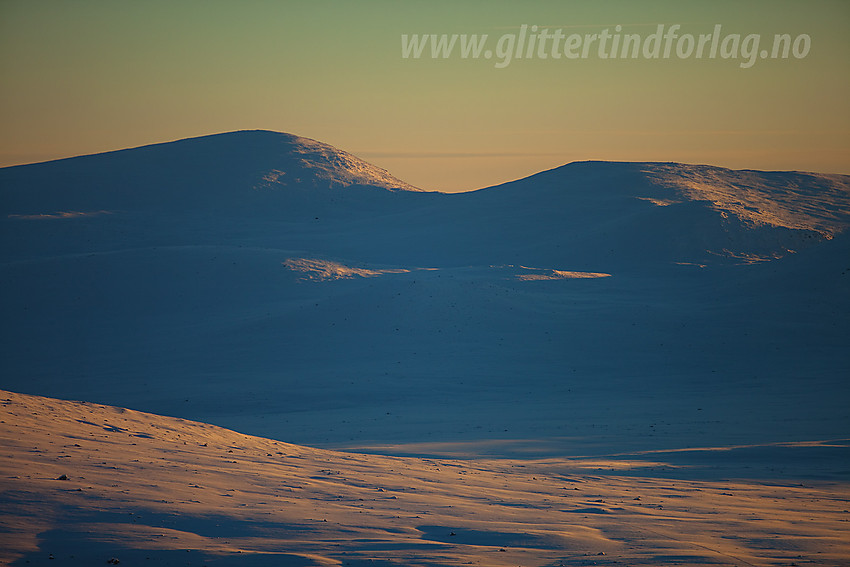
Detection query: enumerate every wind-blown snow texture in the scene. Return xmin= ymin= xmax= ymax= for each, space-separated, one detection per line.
xmin=1 ymin=130 xmax=849 ymax=460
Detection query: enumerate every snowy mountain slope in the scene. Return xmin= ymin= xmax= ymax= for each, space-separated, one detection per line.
xmin=1 ymin=131 xmax=848 ymax=460
xmin=423 ymin=160 xmax=850 ymax=269
xmin=642 ymin=163 xmax=850 ymax=236
xmin=0 ymin=130 xmax=420 ymax=218
xmin=4 ymin=389 xmax=848 ymax=566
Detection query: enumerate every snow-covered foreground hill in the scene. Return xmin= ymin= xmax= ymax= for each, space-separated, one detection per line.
xmin=2 ymin=389 xmax=848 ymax=566
xmin=1 ymin=131 xmax=849 ymax=463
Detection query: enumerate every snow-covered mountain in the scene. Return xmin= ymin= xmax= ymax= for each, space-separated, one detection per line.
xmin=1 ymin=131 xmax=848 ymax=460
xmin=0 ymin=130 xmax=420 ymax=219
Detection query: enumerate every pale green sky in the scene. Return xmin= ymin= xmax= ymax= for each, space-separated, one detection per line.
xmin=1 ymin=0 xmax=848 ymax=192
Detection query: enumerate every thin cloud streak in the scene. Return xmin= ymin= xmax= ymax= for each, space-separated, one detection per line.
xmin=358 ymin=151 xmax=568 ymax=159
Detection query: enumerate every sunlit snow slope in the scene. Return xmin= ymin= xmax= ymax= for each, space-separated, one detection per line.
xmin=3 ymin=389 xmax=848 ymax=566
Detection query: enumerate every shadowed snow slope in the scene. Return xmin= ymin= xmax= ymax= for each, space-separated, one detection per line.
xmin=1 ymin=131 xmax=849 ymax=463
xmin=0 ymin=130 xmax=420 ymax=218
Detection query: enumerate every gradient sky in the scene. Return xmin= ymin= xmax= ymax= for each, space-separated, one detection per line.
xmin=1 ymin=0 xmax=848 ymax=192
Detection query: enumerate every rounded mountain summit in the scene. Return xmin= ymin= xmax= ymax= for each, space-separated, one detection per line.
xmin=0 ymin=130 xmax=422 ymax=216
